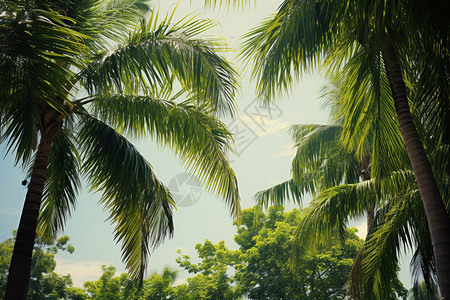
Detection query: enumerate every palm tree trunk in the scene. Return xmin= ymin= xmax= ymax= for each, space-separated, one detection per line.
xmin=383 ymin=39 xmax=450 ymax=299
xmin=5 ymin=116 xmax=59 ymax=300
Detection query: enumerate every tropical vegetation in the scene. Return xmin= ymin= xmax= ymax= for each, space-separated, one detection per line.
xmin=233 ymin=0 xmax=450 ymax=297
xmin=1 ymin=207 xmax=380 ymax=299
xmin=0 ymin=0 xmax=241 ymax=298
xmin=254 ymin=76 xmax=446 ymax=298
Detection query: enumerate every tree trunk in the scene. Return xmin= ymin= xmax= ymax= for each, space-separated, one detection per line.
xmin=5 ymin=109 xmax=60 ymax=300
xmin=383 ymin=39 xmax=450 ymax=300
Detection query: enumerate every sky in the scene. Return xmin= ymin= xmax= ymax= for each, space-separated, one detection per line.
xmin=0 ymin=0 xmax=412 ymax=289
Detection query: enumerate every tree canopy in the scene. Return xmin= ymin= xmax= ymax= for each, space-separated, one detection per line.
xmin=0 ymin=207 xmax=393 ymax=299
xmin=0 ymin=0 xmax=241 ymax=296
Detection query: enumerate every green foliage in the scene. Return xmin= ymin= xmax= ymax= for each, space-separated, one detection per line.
xmin=1 ymin=0 xmax=241 ymax=286
xmin=0 ymin=208 xmax=408 ymax=299
xmin=408 ymin=281 xmax=440 ymax=300
xmin=233 ymin=207 xmax=365 ymax=300
xmin=240 ymin=0 xmax=449 ymax=297
xmin=175 ymin=206 xmax=385 ymax=300
xmin=0 ymin=232 xmax=75 ymax=299
xmin=176 ymin=240 xmax=242 ymax=299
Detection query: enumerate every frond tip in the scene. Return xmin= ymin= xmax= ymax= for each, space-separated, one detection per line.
xmin=79 ymin=116 xmax=175 ymax=284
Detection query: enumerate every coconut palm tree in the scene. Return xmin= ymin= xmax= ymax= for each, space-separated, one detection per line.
xmin=238 ymin=0 xmax=450 ymax=296
xmin=254 ymin=124 xmax=446 ymax=299
xmin=253 ymin=72 xmax=445 ymax=299
xmin=254 ymin=124 xmax=411 ymax=299
xmin=0 ymin=0 xmax=241 ymax=298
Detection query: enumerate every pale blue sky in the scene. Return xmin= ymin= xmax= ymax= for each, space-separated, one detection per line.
xmin=0 ymin=0 xmax=412 ymax=288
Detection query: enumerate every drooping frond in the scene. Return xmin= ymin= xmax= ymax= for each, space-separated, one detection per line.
xmin=408 ymin=37 xmax=450 ymax=149
xmin=410 ymin=248 xmax=439 ymax=299
xmin=37 ymin=126 xmax=81 ymax=240
xmin=292 ymin=169 xmax=423 ymax=299
xmin=78 ymin=115 xmax=175 ymax=285
xmin=88 ymin=94 xmax=241 ymax=219
xmin=361 ymin=189 xmax=423 ymax=300
xmin=241 ymin=0 xmax=345 ymax=100
xmin=0 ymin=0 xmax=87 ymax=164
xmin=330 ymin=45 xmax=409 ymax=177
xmin=290 ymin=124 xmax=360 ymax=186
xmin=0 ymin=87 xmax=39 ymax=165
xmin=291 ymin=180 xmax=379 ymax=260
xmin=203 ymin=0 xmax=252 ymax=9
xmin=64 ymin=0 xmax=150 ymax=50
xmin=81 ymin=9 xmax=239 ymax=117
xmin=254 ymin=179 xmax=305 ymax=210
xmin=254 ymin=123 xmax=360 ymax=210
xmin=429 ymin=145 xmax=450 ymax=204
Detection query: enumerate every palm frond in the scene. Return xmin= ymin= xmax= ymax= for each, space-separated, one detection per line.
xmin=66 ymin=0 xmax=150 ymax=50
xmin=429 ymin=145 xmax=450 ymax=205
xmin=361 ymin=190 xmax=422 ymax=300
xmin=203 ymin=0 xmax=252 ymax=9
xmin=37 ymin=126 xmax=81 ymax=240
xmin=289 ymin=124 xmax=360 ymax=186
xmin=81 ymin=9 xmax=239 ymax=117
xmin=241 ymin=0 xmax=345 ymax=100
xmin=254 ymin=179 xmax=305 ymax=210
xmin=410 ymin=248 xmax=439 ymax=299
xmin=330 ymin=45 xmax=409 ymax=178
xmin=0 ymin=88 xmax=39 ymax=165
xmin=78 ymin=115 xmax=175 ymax=285
xmin=88 ymin=94 xmax=241 ymax=219
xmin=254 ymin=123 xmax=359 ymax=215
xmin=291 ymin=181 xmax=378 ymax=260
xmin=0 ymin=1 xmax=88 ymax=164
xmin=409 ymin=37 xmax=450 ymax=149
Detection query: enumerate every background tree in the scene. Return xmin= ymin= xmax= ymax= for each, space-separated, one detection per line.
xmin=238 ymin=0 xmax=450 ymax=295
xmin=234 ymin=207 xmax=379 ymax=300
xmin=176 ymin=207 xmax=393 ymax=300
xmin=176 ymin=240 xmax=242 ymax=300
xmin=1 ymin=208 xmax=400 ymax=299
xmin=254 ymin=99 xmax=440 ymax=298
xmin=0 ymin=233 xmax=76 ymax=299
xmin=141 ymin=267 xmax=177 ymax=300
xmin=0 ymin=0 xmax=241 ymax=297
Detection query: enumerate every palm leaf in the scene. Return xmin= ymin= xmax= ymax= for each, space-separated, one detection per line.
xmin=37 ymin=125 xmax=81 ymax=240
xmin=0 ymin=1 xmax=87 ymax=163
xmin=88 ymin=94 xmax=241 ymax=219
xmin=254 ymin=179 xmax=305 ymax=210
xmin=65 ymin=0 xmax=150 ymax=51
xmin=291 ymin=180 xmax=379 ymax=260
xmin=332 ymin=45 xmax=409 ymax=178
xmin=78 ymin=115 xmax=175 ymax=285
xmin=241 ymin=0 xmax=345 ymax=100
xmin=254 ymin=124 xmax=360 ymax=211
xmin=81 ymin=9 xmax=238 ymax=117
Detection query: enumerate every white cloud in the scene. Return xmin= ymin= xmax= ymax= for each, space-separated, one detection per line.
xmin=355 ymin=221 xmax=368 ymax=239
xmin=237 ymin=115 xmax=289 ymax=136
xmin=0 ymin=208 xmax=20 ymax=216
xmin=54 ymin=258 xmax=117 ymax=287
xmin=274 ymin=143 xmax=296 ymax=158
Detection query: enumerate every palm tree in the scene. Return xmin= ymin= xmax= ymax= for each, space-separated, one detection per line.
xmin=254 ymin=121 xmax=446 ymax=299
xmin=0 ymin=0 xmax=241 ymax=298
xmin=239 ymin=0 xmax=450 ymax=296
xmin=254 ymin=124 xmax=406 ymax=299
